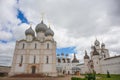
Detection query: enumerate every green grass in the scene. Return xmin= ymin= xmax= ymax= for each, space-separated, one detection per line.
xmin=71 ymin=77 xmax=86 ymax=80
xmin=96 ymin=74 xmax=120 ymax=80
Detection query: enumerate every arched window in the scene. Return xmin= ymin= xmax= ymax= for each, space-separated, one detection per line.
xmin=34 ymin=56 xmax=36 ymax=64
xmin=104 ymin=54 xmax=106 ymax=58
xmin=58 ymin=58 xmax=61 ymax=63
xmin=47 ymin=43 xmax=49 ymax=49
xmin=46 ymin=56 xmax=49 ymax=64
xmin=35 ymin=43 xmax=37 ymax=49
xmin=22 ymin=43 xmax=25 ymax=49
xmin=31 ymin=66 xmax=36 ymax=74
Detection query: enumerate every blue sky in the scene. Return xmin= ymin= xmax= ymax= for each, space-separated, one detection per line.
xmin=17 ymin=9 xmax=29 ymax=24
xmin=56 ymin=47 xmax=76 ymax=55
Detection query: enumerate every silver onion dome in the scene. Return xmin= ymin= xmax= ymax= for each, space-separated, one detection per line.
xmin=101 ymin=43 xmax=105 ymax=47
xmin=25 ymin=27 xmax=35 ymax=36
xmin=45 ymin=27 xmax=54 ymax=36
xmin=94 ymin=39 xmax=100 ymax=46
xmin=35 ymin=20 xmax=48 ymax=33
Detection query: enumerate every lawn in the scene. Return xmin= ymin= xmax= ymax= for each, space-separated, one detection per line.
xmin=71 ymin=74 xmax=120 ymax=80
xmin=96 ymin=74 xmax=120 ymax=80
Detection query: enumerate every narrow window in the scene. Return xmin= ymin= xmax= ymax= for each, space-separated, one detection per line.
xmin=21 ymin=55 xmax=23 ymax=63
xmin=19 ymin=55 xmax=23 ymax=67
xmin=34 ymin=56 xmax=36 ymax=64
xmin=58 ymin=58 xmax=61 ymax=63
xmin=47 ymin=43 xmax=49 ymax=49
xmin=46 ymin=56 xmax=49 ymax=64
xmin=104 ymin=54 xmax=106 ymax=58
xmin=35 ymin=43 xmax=37 ymax=49
xmin=22 ymin=43 xmax=25 ymax=49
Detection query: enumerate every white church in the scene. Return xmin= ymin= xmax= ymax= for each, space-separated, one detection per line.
xmin=9 ymin=19 xmax=120 ymax=77
xmin=9 ymin=20 xmax=57 ymax=76
xmin=82 ymin=39 xmax=120 ymax=74
xmin=56 ymin=39 xmax=120 ymax=75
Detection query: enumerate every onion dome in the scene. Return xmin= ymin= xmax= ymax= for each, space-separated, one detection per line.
xmin=45 ymin=27 xmax=54 ymax=36
xmin=84 ymin=50 xmax=89 ymax=59
xmin=72 ymin=53 xmax=79 ymax=63
xmin=93 ymin=46 xmax=99 ymax=55
xmin=61 ymin=53 xmax=64 ymax=56
xmin=25 ymin=27 xmax=35 ymax=36
xmin=66 ymin=54 xmax=69 ymax=57
xmin=94 ymin=39 xmax=100 ymax=46
xmin=57 ymin=54 xmax=60 ymax=56
xmin=35 ymin=20 xmax=47 ymax=33
xmin=101 ymin=43 xmax=105 ymax=47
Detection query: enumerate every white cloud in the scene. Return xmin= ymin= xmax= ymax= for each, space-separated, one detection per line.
xmin=0 ymin=42 xmax=15 ymax=66
xmin=0 ymin=31 xmax=13 ymax=41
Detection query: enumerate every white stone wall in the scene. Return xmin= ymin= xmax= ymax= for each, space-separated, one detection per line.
xmin=101 ymin=56 xmax=120 ymax=74
xmin=9 ymin=38 xmax=57 ymax=76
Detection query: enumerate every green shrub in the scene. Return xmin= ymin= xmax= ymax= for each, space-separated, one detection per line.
xmin=71 ymin=77 xmax=86 ymax=80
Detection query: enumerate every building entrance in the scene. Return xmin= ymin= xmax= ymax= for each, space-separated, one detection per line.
xmin=31 ymin=66 xmax=36 ymax=74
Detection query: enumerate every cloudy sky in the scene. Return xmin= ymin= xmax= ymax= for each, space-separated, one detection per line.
xmin=0 ymin=0 xmax=120 ymax=66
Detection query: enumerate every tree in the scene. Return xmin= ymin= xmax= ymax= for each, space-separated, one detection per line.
xmin=107 ymin=70 xmax=111 ymax=78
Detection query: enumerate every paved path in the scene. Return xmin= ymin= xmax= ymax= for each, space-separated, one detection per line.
xmin=0 ymin=75 xmax=84 ymax=80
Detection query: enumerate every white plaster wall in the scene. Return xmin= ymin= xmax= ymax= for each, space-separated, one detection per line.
xmin=26 ymin=35 xmax=33 ymax=41
xmin=101 ymin=57 xmax=120 ymax=74
xmin=93 ymin=56 xmax=101 ymax=73
xmin=15 ymin=64 xmax=26 ymax=73
xmin=42 ymin=64 xmax=52 ymax=72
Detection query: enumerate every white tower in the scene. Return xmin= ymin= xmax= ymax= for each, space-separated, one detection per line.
xmin=92 ymin=47 xmax=101 ymax=74
xmin=101 ymin=43 xmax=110 ymax=59
xmin=84 ymin=50 xmax=90 ymax=73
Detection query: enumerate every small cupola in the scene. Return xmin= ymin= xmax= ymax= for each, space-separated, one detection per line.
xmin=94 ymin=39 xmax=100 ymax=46
xmin=25 ymin=27 xmax=35 ymax=37
xmin=84 ymin=50 xmax=89 ymax=59
xmin=93 ymin=46 xmax=99 ymax=55
xmin=72 ymin=53 xmax=79 ymax=63
xmin=101 ymin=43 xmax=105 ymax=48
xmin=45 ymin=27 xmax=54 ymax=36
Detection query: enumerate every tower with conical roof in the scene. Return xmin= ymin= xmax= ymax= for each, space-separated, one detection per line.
xmin=92 ymin=47 xmax=101 ymax=73
xmin=72 ymin=53 xmax=79 ymax=63
xmin=84 ymin=50 xmax=90 ymax=73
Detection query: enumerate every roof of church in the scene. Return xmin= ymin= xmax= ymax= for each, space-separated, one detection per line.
xmin=84 ymin=50 xmax=89 ymax=59
xmin=25 ymin=27 xmax=35 ymax=36
xmin=94 ymin=39 xmax=100 ymax=46
xmin=45 ymin=27 xmax=54 ymax=36
xmin=35 ymin=20 xmax=48 ymax=33
xmin=104 ymin=55 xmax=120 ymax=60
xmin=93 ymin=47 xmax=99 ymax=55
xmin=72 ymin=53 xmax=79 ymax=63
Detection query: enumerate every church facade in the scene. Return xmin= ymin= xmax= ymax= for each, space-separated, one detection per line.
xmin=82 ymin=39 xmax=120 ymax=74
xmin=56 ymin=53 xmax=80 ymax=75
xmin=9 ymin=20 xmax=57 ymax=76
